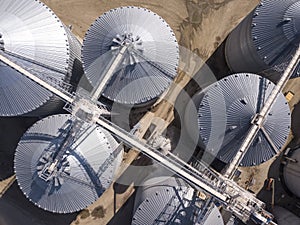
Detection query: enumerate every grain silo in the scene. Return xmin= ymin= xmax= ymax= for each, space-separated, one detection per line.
xmin=0 ymin=0 xmax=82 ymax=116
xmin=132 ymin=176 xmax=224 ymax=225
xmin=14 ymin=114 xmax=123 ymax=213
xmin=185 ymin=73 xmax=291 ymax=167
xmin=282 ymin=147 xmax=300 ymax=198
xmin=225 ymin=0 xmax=300 ymax=82
xmin=273 ymin=206 xmax=300 ymax=225
xmin=82 ymin=6 xmax=179 ymax=107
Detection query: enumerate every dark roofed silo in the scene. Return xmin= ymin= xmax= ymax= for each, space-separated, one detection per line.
xmin=14 ymin=114 xmax=123 ymax=213
xmin=225 ymin=0 xmax=300 ymax=82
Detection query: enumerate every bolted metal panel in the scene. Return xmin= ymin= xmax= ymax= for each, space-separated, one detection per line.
xmin=283 ymin=148 xmax=300 ymax=198
xmin=0 ymin=0 xmax=82 ymax=116
xmin=14 ymin=114 xmax=123 ymax=213
xmin=225 ymin=0 xmax=300 ymax=82
xmin=82 ymin=6 xmax=179 ymax=106
xmin=194 ymin=73 xmax=290 ymax=167
xmin=132 ymin=176 xmax=224 ymax=225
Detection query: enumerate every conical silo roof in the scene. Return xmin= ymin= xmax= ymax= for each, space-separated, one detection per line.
xmin=195 ymin=73 xmax=291 ymax=166
xmin=225 ymin=0 xmax=300 ymax=81
xmin=132 ymin=176 xmax=224 ymax=225
xmin=252 ymin=0 xmax=300 ymax=68
xmin=82 ymin=6 xmax=179 ymax=106
xmin=0 ymin=0 xmax=82 ymax=116
xmin=14 ymin=114 xmax=123 ymax=213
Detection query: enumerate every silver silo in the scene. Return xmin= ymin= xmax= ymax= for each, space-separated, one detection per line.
xmin=225 ymin=0 xmax=300 ymax=82
xmin=132 ymin=176 xmax=224 ymax=225
xmin=185 ymin=73 xmax=291 ymax=167
xmin=14 ymin=114 xmax=123 ymax=213
xmin=82 ymin=6 xmax=179 ymax=107
xmin=273 ymin=206 xmax=300 ymax=225
xmin=0 ymin=0 xmax=82 ymax=116
xmin=282 ymin=147 xmax=300 ymax=198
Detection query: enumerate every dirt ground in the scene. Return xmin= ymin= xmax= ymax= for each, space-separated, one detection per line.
xmin=43 ymin=0 xmax=258 ymax=59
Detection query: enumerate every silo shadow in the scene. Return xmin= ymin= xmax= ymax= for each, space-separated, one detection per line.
xmin=0 ymin=116 xmax=38 ymax=181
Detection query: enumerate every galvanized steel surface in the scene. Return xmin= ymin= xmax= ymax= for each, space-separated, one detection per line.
xmin=0 ymin=0 xmax=81 ymax=116
xmin=14 ymin=114 xmax=123 ymax=213
xmin=283 ymin=148 xmax=300 ymax=198
xmin=132 ymin=176 xmax=224 ymax=225
xmin=273 ymin=206 xmax=300 ymax=225
xmin=253 ymin=0 xmax=300 ymax=68
xmin=201 ymin=204 xmax=224 ymax=225
xmin=82 ymin=6 xmax=179 ymax=105
xmin=196 ymin=73 xmax=291 ymax=166
xmin=225 ymin=0 xmax=300 ymax=79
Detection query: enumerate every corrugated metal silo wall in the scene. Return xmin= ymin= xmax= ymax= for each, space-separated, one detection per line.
xmin=283 ymin=148 xmax=300 ymax=198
